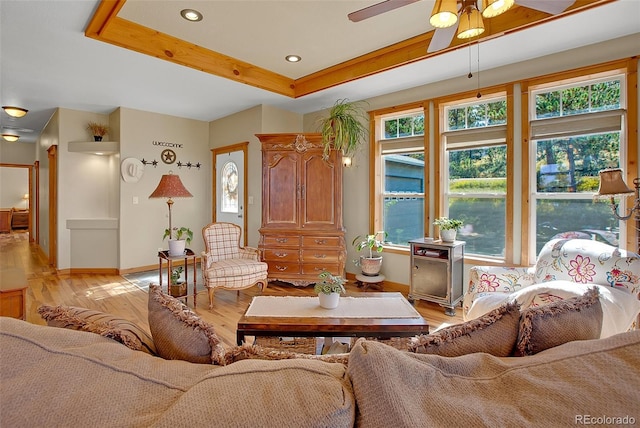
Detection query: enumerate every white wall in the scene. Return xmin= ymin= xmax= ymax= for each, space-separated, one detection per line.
xmin=209 ymin=104 xmax=302 ymax=247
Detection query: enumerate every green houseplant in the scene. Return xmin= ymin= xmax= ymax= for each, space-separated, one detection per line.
xmin=314 ymin=270 xmax=347 ymax=309
xmin=352 ymin=231 xmax=386 ymax=276
xmin=169 ymin=266 xmax=187 ymax=297
xmin=317 ymin=98 xmax=368 ymax=160
xmin=163 ymin=226 xmax=193 ymax=256
xmin=433 ymin=217 xmax=463 ymax=242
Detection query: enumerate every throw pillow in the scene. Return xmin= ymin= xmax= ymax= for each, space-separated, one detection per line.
xmin=224 ymin=343 xmax=350 ymax=366
xmin=37 ymin=305 xmax=157 ymax=355
xmin=148 ymin=284 xmax=225 ymax=364
xmin=408 ymin=301 xmax=521 ymax=357
xmin=515 ymin=286 xmax=603 ymax=356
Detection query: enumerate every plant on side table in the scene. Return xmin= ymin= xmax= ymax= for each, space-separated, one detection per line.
xmin=169 ymin=266 xmax=187 ymax=297
xmin=314 ymin=270 xmax=347 ymax=310
xmin=164 ymin=226 xmax=193 ymax=256
xmin=433 ymin=217 xmax=463 ymax=242
xmin=352 ymin=231 xmax=387 ymax=276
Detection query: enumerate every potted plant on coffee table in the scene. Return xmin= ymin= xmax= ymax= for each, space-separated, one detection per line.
xmin=352 ymin=231 xmax=387 ymax=276
xmin=163 ymin=226 xmax=193 ymax=256
xmin=314 ymin=270 xmax=347 ymax=309
xmin=433 ymin=217 xmax=463 ymax=242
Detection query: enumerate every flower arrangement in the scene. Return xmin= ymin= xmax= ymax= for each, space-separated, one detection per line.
xmin=163 ymin=226 xmax=193 ymax=244
xmin=433 ymin=217 xmax=463 ymax=231
xmin=87 ymin=122 xmax=109 ymax=137
xmin=313 ymin=271 xmax=347 ymax=295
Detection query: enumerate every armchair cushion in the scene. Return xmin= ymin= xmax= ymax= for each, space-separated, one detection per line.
xmin=515 ymin=287 xmax=603 ymax=356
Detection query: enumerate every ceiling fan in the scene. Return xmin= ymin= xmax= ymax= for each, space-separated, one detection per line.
xmin=348 ymin=0 xmax=576 ymax=53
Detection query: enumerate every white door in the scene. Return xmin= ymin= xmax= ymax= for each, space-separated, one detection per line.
xmin=215 ymin=149 xmax=245 ymax=239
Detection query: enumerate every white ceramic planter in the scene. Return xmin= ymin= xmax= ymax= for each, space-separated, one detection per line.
xmin=359 ymin=256 xmax=383 ymax=276
xmin=168 ymin=239 xmax=186 ymax=256
xmin=440 ymin=229 xmax=457 ymax=242
xmin=318 ymin=292 xmax=340 ymax=309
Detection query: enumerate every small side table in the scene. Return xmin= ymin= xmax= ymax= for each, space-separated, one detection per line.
xmin=0 ymin=268 xmax=28 ymax=320
xmin=355 ymin=273 xmax=385 ymax=291
xmin=158 ymin=249 xmax=198 ymax=308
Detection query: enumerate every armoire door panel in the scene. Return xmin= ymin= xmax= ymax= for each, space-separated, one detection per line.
xmin=264 ymin=153 xmax=299 ymax=226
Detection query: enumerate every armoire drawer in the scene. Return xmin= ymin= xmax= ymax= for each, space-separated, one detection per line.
xmin=301 ymin=249 xmax=340 ymax=263
xmin=301 ymin=236 xmax=341 ymax=248
xmin=262 ymin=235 xmax=300 ymax=247
xmin=267 ymin=262 xmax=301 ymax=275
xmin=301 ymin=263 xmax=341 ymax=276
xmin=262 ymin=248 xmax=299 ymax=263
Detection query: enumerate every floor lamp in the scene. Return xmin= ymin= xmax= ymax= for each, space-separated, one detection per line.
xmin=149 ymin=172 xmax=193 ymax=240
xmin=595 ymin=168 xmax=640 ymax=252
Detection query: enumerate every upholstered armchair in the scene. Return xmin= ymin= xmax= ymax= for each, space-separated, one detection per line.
xmin=464 ymin=238 xmax=640 ymax=337
xmin=201 ymin=222 xmax=268 ymax=309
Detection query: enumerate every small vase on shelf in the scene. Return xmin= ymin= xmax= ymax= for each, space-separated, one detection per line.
xmin=94 ymin=136 xmax=103 ymax=142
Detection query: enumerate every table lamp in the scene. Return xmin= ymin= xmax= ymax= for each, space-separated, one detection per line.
xmin=22 ymin=193 xmax=29 ymax=209
xmin=149 ymin=172 xmax=193 ymax=240
xmin=595 ymin=168 xmax=640 ymax=251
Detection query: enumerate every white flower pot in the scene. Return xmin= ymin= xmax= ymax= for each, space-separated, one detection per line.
xmin=318 ymin=292 xmax=340 ymax=309
xmin=359 ymin=256 xmax=383 ymax=276
xmin=440 ymin=229 xmax=457 ymax=242
xmin=168 ymin=239 xmax=186 ymax=256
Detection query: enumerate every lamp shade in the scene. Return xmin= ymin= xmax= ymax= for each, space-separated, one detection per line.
xmin=2 ymin=106 xmax=28 ymax=118
xmin=457 ymin=6 xmax=485 ymax=39
xmin=430 ymin=0 xmax=458 ymax=28
xmin=482 ymin=0 xmax=514 ymax=18
xmin=596 ymin=168 xmax=634 ymax=198
xmin=2 ymin=134 xmax=20 ymax=142
xmin=149 ymin=173 xmax=193 ymax=199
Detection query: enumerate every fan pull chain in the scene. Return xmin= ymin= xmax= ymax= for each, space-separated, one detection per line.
xmin=476 ymin=39 xmax=481 ymax=98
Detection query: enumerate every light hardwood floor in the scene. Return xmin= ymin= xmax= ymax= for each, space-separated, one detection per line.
xmin=2 ymin=231 xmax=463 ymax=347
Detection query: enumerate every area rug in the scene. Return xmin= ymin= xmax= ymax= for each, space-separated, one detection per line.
xmin=245 ymin=293 xmax=422 ymax=318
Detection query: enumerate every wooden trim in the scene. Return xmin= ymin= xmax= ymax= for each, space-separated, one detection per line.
xmin=47 ymin=145 xmax=57 ymax=269
xmin=0 ymin=163 xmax=34 ymax=240
xmin=625 ymin=57 xmax=638 ymax=251
xmin=505 ymin=84 xmax=515 ymax=265
xmin=520 ymin=81 xmax=531 ymax=264
xmin=369 ymin=111 xmax=379 ymax=234
xmin=86 ymin=0 xmax=613 ymax=99
xmin=34 ymin=160 xmax=39 ymax=243
xmin=69 ymin=268 xmax=119 ymax=275
xmin=211 ymin=142 xmax=249 ymax=246
xmin=424 ymin=103 xmax=431 ymax=237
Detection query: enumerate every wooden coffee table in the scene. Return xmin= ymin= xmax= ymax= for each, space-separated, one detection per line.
xmin=236 ymin=292 xmax=429 ymax=345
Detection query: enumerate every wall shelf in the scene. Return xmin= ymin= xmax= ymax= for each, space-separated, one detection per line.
xmin=68 ymin=141 xmax=119 ymax=155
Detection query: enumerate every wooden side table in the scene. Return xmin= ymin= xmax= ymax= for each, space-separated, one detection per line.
xmin=158 ymin=249 xmax=198 ymax=308
xmin=0 ymin=268 xmax=28 ymax=320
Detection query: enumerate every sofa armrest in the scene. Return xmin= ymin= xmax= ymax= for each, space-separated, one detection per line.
xmin=463 ymin=265 xmax=536 ymax=320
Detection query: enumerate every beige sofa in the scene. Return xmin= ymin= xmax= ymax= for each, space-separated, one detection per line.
xmin=1 ymin=316 xmax=639 ymax=427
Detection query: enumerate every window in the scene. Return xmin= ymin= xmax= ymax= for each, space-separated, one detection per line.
xmin=380 ymin=111 xmax=425 ymax=246
xmin=443 ymin=96 xmax=508 ymax=258
xmin=530 ymin=75 xmax=625 ymax=256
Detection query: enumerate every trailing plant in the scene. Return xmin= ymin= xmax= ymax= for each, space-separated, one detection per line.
xmin=313 ymin=270 xmax=347 ymax=295
xmin=317 ymin=98 xmax=368 ymax=160
xmin=433 ymin=217 xmax=463 ymax=231
xmin=352 ymin=231 xmax=387 ymax=259
xmin=87 ymin=122 xmax=109 ymax=137
xmin=163 ymin=226 xmax=193 ymax=244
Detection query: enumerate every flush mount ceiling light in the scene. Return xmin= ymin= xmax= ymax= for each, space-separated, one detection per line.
xmin=285 ymin=55 xmax=302 ymax=63
xmin=180 ymin=9 xmax=203 ymax=22
xmin=2 ymin=134 xmax=20 ymax=142
xmin=2 ymin=106 xmax=28 ymax=118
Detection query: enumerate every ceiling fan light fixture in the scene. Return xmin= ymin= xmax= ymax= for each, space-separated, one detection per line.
xmin=457 ymin=7 xmax=485 ymax=39
xmin=2 ymin=106 xmax=28 ymax=118
xmin=429 ymin=0 xmax=458 ymax=28
xmin=2 ymin=133 xmax=20 ymax=142
xmin=482 ymin=0 xmax=514 ymax=18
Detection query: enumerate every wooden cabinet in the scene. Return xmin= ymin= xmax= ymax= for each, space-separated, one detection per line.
xmin=408 ymin=239 xmax=465 ymax=316
xmin=0 ymin=209 xmax=11 ymax=233
xmin=257 ymin=133 xmax=345 ymax=286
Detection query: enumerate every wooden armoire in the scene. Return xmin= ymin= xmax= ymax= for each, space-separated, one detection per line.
xmin=257 ymin=133 xmax=346 ymax=286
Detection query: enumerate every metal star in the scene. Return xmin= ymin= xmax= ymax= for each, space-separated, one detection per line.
xmin=186 ymin=162 xmax=192 ymax=168
xmin=141 ymin=158 xmax=148 ymax=165
xmin=151 ymin=160 xmax=158 ymax=167
xmin=177 ymin=161 xmax=183 ymax=168
xmin=196 ymin=162 xmax=201 ymax=169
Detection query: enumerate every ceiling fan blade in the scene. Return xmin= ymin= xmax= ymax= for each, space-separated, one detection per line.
xmin=427 ymin=25 xmax=457 ymax=53
xmin=348 ymin=0 xmax=420 ymax=22
xmin=515 ymin=0 xmax=576 ymax=15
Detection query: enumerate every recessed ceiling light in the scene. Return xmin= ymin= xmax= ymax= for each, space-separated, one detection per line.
xmin=180 ymin=9 xmax=203 ymax=22
xmin=2 ymin=133 xmax=20 ymax=142
xmin=2 ymin=106 xmax=28 ymax=118
xmin=285 ymin=55 xmax=302 ymax=63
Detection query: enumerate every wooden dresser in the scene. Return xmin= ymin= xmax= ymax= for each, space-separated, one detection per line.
xmin=0 ymin=209 xmax=11 ymax=233
xmin=257 ymin=133 xmax=345 ymax=286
